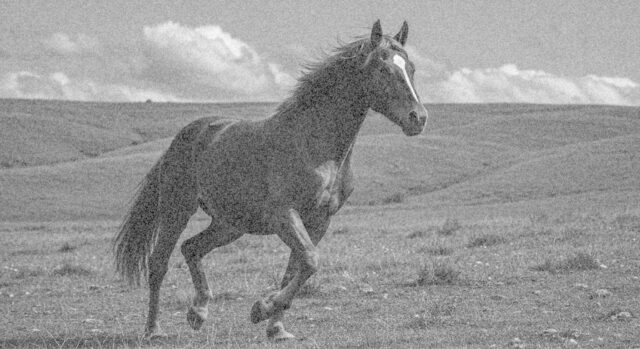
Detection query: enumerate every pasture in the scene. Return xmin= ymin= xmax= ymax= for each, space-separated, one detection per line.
xmin=1 ymin=99 xmax=639 ymax=348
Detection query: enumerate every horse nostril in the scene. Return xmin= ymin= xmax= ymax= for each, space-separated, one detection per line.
xmin=409 ymin=111 xmax=418 ymax=122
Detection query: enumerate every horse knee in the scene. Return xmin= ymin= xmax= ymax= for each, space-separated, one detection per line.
xmin=302 ymin=250 xmax=319 ymax=274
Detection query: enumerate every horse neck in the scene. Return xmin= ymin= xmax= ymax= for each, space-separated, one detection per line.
xmin=277 ymin=71 xmax=369 ymax=166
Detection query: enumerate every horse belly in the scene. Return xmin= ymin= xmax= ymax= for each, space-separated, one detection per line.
xmin=196 ymin=125 xmax=270 ymax=232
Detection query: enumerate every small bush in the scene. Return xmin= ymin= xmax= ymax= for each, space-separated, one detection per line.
xmin=436 ymin=218 xmax=461 ymax=236
xmin=407 ymin=230 xmax=429 ymax=239
xmin=533 ymin=252 xmax=600 ymax=274
xmin=415 ymin=260 xmax=461 ymax=286
xmin=381 ymin=192 xmax=406 ymax=205
xmin=58 ymin=242 xmax=77 ymax=253
xmin=52 ymin=263 xmax=93 ymax=277
xmin=466 ymin=234 xmax=505 ymax=248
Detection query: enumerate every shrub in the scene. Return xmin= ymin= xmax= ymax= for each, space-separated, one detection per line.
xmin=52 ymin=263 xmax=93 ymax=277
xmin=58 ymin=242 xmax=77 ymax=253
xmin=422 ymin=244 xmax=454 ymax=256
xmin=407 ymin=230 xmax=429 ymax=239
xmin=415 ymin=260 xmax=461 ymax=286
xmin=466 ymin=234 xmax=505 ymax=248
xmin=532 ymin=252 xmax=600 ymax=273
xmin=381 ymin=192 xmax=406 ymax=205
xmin=436 ymin=218 xmax=461 ymax=236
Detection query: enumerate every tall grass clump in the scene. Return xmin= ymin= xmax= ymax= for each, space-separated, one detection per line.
xmin=466 ymin=234 xmax=505 ymax=248
xmin=414 ymin=260 xmax=461 ymax=286
xmin=52 ymin=263 xmax=94 ymax=277
xmin=58 ymin=242 xmax=77 ymax=253
xmin=436 ymin=218 xmax=461 ymax=236
xmin=533 ymin=252 xmax=600 ymax=274
xmin=381 ymin=192 xmax=406 ymax=205
xmin=419 ymin=242 xmax=454 ymax=256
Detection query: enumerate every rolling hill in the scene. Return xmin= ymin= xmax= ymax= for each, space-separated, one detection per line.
xmin=0 ymin=99 xmax=638 ymax=222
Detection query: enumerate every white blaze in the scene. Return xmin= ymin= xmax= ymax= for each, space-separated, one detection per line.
xmin=392 ymin=54 xmax=420 ymax=103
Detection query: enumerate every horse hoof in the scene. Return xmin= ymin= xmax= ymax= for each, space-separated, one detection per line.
xmin=250 ymin=299 xmax=269 ymax=324
xmin=143 ymin=328 xmax=168 ymax=341
xmin=267 ymin=326 xmax=296 ymax=341
xmin=187 ymin=306 xmax=207 ymax=330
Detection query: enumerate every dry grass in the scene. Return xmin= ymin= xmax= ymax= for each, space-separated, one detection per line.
xmin=58 ymin=242 xmax=77 ymax=253
xmin=532 ymin=252 xmax=601 ymax=274
xmin=466 ymin=233 xmax=506 ymax=248
xmin=1 ymin=101 xmax=640 ymax=347
xmin=380 ymin=192 xmax=406 ymax=205
xmin=435 ymin=218 xmax=462 ymax=236
xmin=421 ymin=243 xmax=454 ymax=256
xmin=52 ymin=263 xmax=94 ymax=277
xmin=2 ymin=208 xmax=639 ymax=348
xmin=414 ymin=259 xmax=462 ymax=286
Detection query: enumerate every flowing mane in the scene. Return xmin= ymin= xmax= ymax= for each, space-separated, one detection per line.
xmin=276 ymin=36 xmax=396 ymax=114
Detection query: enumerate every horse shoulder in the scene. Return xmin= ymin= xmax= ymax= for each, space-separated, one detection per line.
xmin=313 ymin=159 xmax=355 ymax=215
xmin=314 ymin=160 xmax=339 ymax=209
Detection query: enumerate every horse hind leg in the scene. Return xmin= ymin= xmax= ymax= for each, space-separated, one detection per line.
xmin=181 ymin=218 xmax=243 ymax=330
xmin=143 ymin=158 xmax=199 ymax=338
xmin=143 ymin=205 xmax=195 ymax=339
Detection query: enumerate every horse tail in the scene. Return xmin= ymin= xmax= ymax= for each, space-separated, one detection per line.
xmin=113 ymin=155 xmax=164 ymax=286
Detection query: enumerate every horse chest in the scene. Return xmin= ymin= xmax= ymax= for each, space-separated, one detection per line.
xmin=311 ymin=160 xmax=350 ymax=215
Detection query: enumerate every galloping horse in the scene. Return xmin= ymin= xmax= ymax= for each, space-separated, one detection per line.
xmin=114 ymin=20 xmax=428 ymax=341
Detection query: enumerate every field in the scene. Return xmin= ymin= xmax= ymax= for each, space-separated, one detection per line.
xmin=1 ymin=99 xmax=639 ymax=348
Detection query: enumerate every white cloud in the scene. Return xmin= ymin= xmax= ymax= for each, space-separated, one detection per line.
xmin=0 ymin=71 xmax=182 ymax=102
xmin=142 ymin=21 xmax=294 ymax=101
xmin=44 ymin=33 xmax=101 ymax=55
xmin=416 ymin=63 xmax=640 ymax=106
xmin=5 ymin=26 xmax=639 ymax=106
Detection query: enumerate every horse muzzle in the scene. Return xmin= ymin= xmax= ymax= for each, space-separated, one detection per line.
xmin=402 ymin=106 xmax=428 ymax=136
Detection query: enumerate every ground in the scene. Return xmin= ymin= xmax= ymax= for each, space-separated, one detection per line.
xmin=1 ymin=100 xmax=639 ymax=348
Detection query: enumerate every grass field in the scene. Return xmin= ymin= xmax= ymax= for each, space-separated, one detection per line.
xmin=1 ymin=99 xmax=639 ymax=348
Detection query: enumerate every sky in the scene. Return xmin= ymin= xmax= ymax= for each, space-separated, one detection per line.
xmin=1 ymin=0 xmax=639 ymax=105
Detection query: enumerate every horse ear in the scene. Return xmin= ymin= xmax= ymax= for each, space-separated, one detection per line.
xmin=371 ymin=19 xmax=383 ymax=47
xmin=394 ymin=21 xmax=409 ymax=46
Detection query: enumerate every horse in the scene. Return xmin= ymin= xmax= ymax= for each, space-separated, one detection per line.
xmin=114 ymin=19 xmax=428 ymax=341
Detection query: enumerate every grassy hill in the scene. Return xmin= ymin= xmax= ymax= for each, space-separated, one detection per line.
xmin=0 ymin=99 xmax=274 ymax=168
xmin=0 ymin=99 xmax=638 ymax=222
xmin=1 ymin=99 xmax=640 ymax=348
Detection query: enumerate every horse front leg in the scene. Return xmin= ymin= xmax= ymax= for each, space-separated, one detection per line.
xmin=250 ymin=209 xmax=319 ymax=340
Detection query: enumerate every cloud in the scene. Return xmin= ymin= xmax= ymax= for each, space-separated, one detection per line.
xmin=3 ymin=25 xmax=639 ymax=105
xmin=0 ymin=71 xmax=182 ymax=102
xmin=416 ymin=62 xmax=640 ymax=106
xmin=44 ymin=33 xmax=101 ymax=56
xmin=1 ymin=22 xmax=295 ymax=102
xmin=141 ymin=21 xmax=295 ymax=101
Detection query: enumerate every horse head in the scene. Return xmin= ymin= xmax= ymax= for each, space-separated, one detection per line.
xmin=363 ymin=20 xmax=428 ymax=136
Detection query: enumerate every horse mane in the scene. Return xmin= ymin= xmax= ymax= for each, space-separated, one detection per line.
xmin=276 ymin=35 xmax=395 ymax=115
